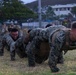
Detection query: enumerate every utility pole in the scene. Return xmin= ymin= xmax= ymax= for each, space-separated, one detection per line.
xmin=38 ymin=0 xmax=42 ymax=28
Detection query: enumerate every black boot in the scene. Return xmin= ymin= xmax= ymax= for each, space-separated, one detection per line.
xmin=11 ymin=56 xmax=15 ymax=61
xmin=28 ymin=57 xmax=35 ymax=67
xmin=27 ymin=55 xmax=35 ymax=67
xmin=0 ymin=52 xmax=3 ymax=56
xmin=51 ymin=67 xmax=59 ymax=72
xmin=29 ymin=62 xmax=35 ymax=67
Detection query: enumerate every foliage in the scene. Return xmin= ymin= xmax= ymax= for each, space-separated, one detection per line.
xmin=42 ymin=6 xmax=55 ymax=20
xmin=0 ymin=0 xmax=37 ymax=21
xmin=46 ymin=6 xmax=55 ymax=18
xmin=71 ymin=6 xmax=76 ymax=16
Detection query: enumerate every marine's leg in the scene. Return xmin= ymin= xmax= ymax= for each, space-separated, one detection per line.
xmin=48 ymin=46 xmax=60 ymax=72
xmin=26 ymin=42 xmax=36 ymax=67
xmin=26 ymin=37 xmax=41 ymax=67
xmin=0 ymin=38 xmax=5 ymax=56
xmin=48 ymin=31 xmax=65 ymax=72
xmin=15 ymin=37 xmax=27 ymax=58
xmin=0 ymin=43 xmax=4 ymax=56
xmin=16 ymin=46 xmax=27 ymax=58
xmin=57 ymin=51 xmax=64 ymax=64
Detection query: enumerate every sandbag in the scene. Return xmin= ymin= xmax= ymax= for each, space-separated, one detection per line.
xmin=35 ymin=42 xmax=50 ymax=64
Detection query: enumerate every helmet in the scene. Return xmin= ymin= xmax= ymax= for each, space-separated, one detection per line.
xmin=15 ymin=25 xmax=21 ymax=30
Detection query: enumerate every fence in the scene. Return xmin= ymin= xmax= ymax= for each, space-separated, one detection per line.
xmin=22 ymin=22 xmax=50 ymax=29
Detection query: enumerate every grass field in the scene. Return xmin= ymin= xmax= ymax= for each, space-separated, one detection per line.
xmin=0 ymin=50 xmax=76 ymax=75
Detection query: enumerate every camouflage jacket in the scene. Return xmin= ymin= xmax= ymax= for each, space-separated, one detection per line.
xmin=29 ymin=25 xmax=66 ymax=41
xmin=25 ymin=25 xmax=66 ymax=52
xmin=2 ymin=30 xmax=23 ymax=52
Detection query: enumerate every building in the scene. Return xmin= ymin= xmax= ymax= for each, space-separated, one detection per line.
xmin=26 ymin=0 xmax=76 ymax=16
xmin=51 ymin=4 xmax=76 ymax=16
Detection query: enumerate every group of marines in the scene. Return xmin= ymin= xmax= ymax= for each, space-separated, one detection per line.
xmin=0 ymin=22 xmax=76 ymax=72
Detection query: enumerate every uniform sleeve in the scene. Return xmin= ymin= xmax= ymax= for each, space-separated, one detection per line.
xmin=48 ymin=30 xmax=66 ymax=68
xmin=10 ymin=42 xmax=15 ymax=52
xmin=51 ymin=30 xmax=65 ymax=52
xmin=3 ymin=34 xmax=16 ymax=52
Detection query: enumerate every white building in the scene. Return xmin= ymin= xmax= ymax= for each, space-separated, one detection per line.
xmin=52 ymin=4 xmax=76 ymax=16
xmin=26 ymin=0 xmax=76 ymax=16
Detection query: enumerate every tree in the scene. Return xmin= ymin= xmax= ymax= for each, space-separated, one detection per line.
xmin=71 ymin=6 xmax=76 ymax=17
xmin=45 ymin=6 xmax=55 ymax=20
xmin=0 ymin=0 xmax=37 ymax=21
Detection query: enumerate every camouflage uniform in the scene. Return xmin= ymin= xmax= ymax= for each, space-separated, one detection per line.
xmin=2 ymin=33 xmax=16 ymax=60
xmin=26 ymin=25 xmax=66 ymax=71
xmin=15 ymin=36 xmax=27 ymax=58
xmin=0 ymin=24 xmax=8 ymax=56
xmin=0 ymin=28 xmax=26 ymax=60
xmin=14 ymin=27 xmax=28 ymax=58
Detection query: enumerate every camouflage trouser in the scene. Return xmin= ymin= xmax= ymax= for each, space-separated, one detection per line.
xmin=16 ymin=44 xmax=27 ymax=58
xmin=57 ymin=51 xmax=63 ymax=63
xmin=0 ymin=36 xmax=4 ymax=56
xmin=48 ymin=30 xmax=65 ymax=72
xmin=26 ymin=36 xmax=42 ymax=66
xmin=0 ymin=39 xmax=15 ymax=60
xmin=26 ymin=36 xmax=64 ymax=67
xmin=15 ymin=38 xmax=27 ymax=58
xmin=48 ymin=47 xmax=63 ymax=72
xmin=0 ymin=41 xmax=4 ymax=56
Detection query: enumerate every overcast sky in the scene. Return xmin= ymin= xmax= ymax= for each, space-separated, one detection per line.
xmin=21 ymin=0 xmax=36 ymax=4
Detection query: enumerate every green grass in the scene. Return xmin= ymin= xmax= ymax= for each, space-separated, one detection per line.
xmin=0 ymin=50 xmax=76 ymax=75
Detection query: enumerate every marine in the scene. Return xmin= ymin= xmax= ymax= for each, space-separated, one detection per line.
xmin=0 ymin=27 xmax=27 ymax=61
xmin=23 ymin=21 xmax=76 ymax=72
xmin=24 ymin=25 xmax=66 ymax=71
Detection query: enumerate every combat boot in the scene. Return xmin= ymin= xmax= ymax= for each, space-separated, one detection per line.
xmin=0 ymin=52 xmax=3 ymax=56
xmin=28 ymin=58 xmax=35 ymax=67
xmin=27 ymin=55 xmax=35 ymax=67
xmin=28 ymin=62 xmax=35 ymax=67
xmin=11 ymin=56 xmax=15 ymax=61
xmin=51 ymin=67 xmax=59 ymax=72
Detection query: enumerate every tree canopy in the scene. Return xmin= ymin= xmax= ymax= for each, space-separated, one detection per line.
xmin=0 ymin=0 xmax=37 ymax=21
xmin=71 ymin=6 xmax=76 ymax=16
xmin=46 ymin=6 xmax=55 ymax=19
